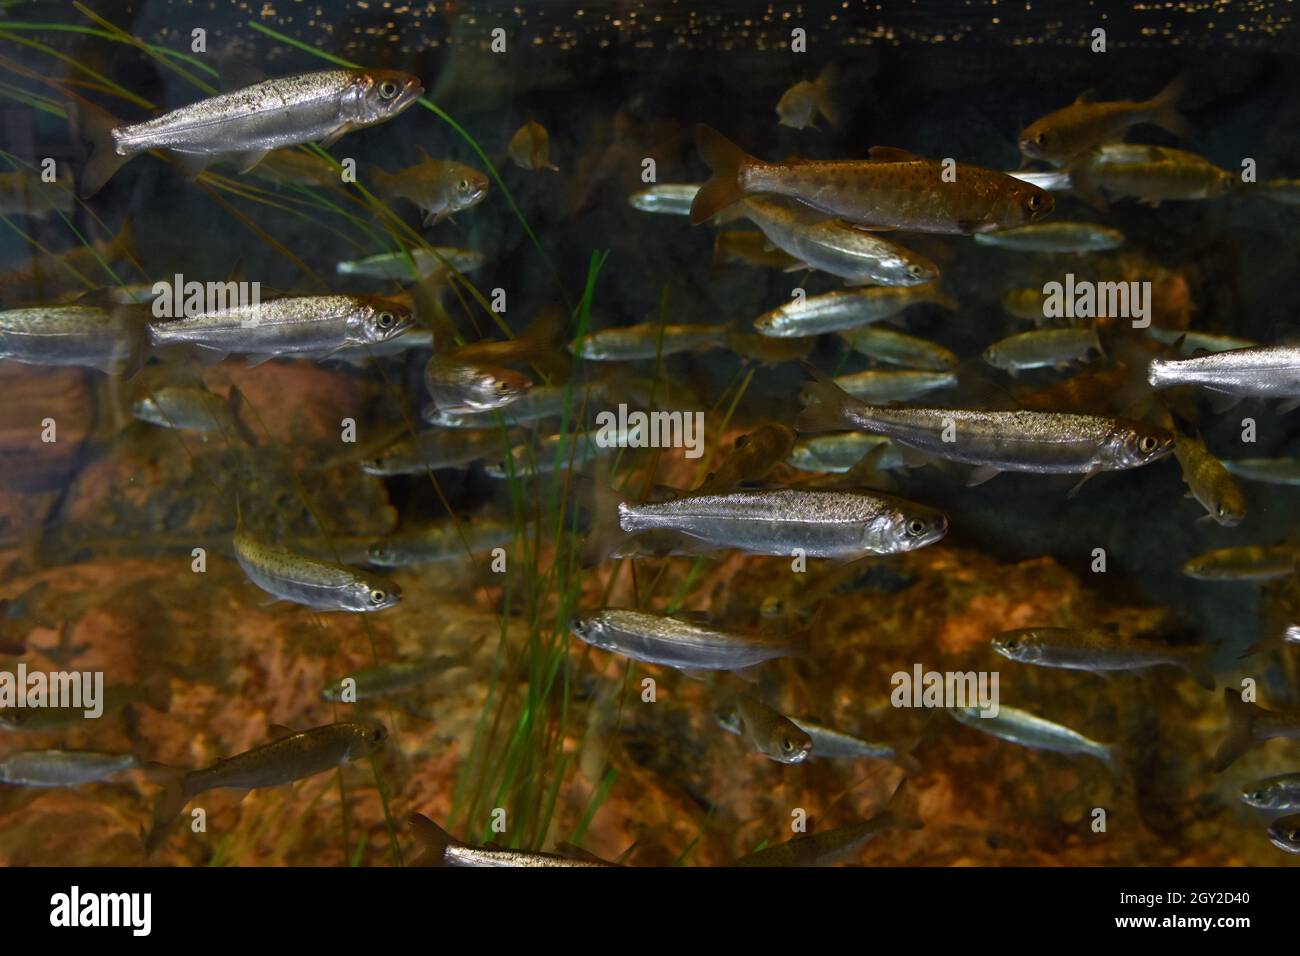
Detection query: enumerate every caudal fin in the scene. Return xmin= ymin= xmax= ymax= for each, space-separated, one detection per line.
xmin=1146 ymin=75 xmax=1190 ymax=140
xmin=407 ymin=812 xmax=456 ymax=866
xmin=1212 ymin=688 xmax=1259 ymax=772
xmin=143 ymin=771 xmax=188 ymax=855
xmin=1184 ymin=643 xmax=1218 ymax=692
xmin=814 ymin=64 xmax=841 ymax=129
xmin=689 ymin=125 xmax=756 ymax=225
xmin=795 ymin=361 xmax=863 ymax=434
xmin=66 ymin=97 xmax=129 ymax=198
xmin=880 ymin=778 xmax=923 ymax=831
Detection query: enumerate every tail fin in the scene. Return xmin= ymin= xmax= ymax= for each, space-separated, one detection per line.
xmin=577 ymin=475 xmax=632 ymax=567
xmin=407 ymin=813 xmax=456 ymax=866
xmin=1184 ymin=643 xmax=1218 ymax=692
xmin=1212 ymin=688 xmax=1259 ymax=772
xmin=143 ymin=770 xmax=188 ymax=855
xmin=795 ymin=361 xmax=862 ymax=434
xmin=1146 ymin=75 xmax=1189 ymax=140
xmin=226 ymin=386 xmax=260 ymax=447
xmin=100 ymin=216 xmax=138 ymax=265
xmin=690 ymin=125 xmax=756 ymax=225
xmin=66 ymin=97 xmax=129 ymax=198
xmin=813 ymin=64 xmax=840 ymax=129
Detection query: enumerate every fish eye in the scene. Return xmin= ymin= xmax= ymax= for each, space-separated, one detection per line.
xmin=458 ymin=178 xmax=472 ymax=192
xmin=379 ymin=80 xmax=399 ymax=99
xmin=1139 ymin=435 xmax=1159 ymax=453
xmin=369 ymin=589 xmax=387 ymax=605
xmin=906 ymin=518 xmax=927 ymax=536
xmin=1027 ymin=194 xmax=1043 ymax=211
xmin=495 ymin=380 xmax=513 ymax=393
xmin=376 ymin=311 xmax=395 ymax=329
xmin=906 ymin=264 xmax=924 ymax=277
xmin=781 ymin=737 xmax=797 ymax=754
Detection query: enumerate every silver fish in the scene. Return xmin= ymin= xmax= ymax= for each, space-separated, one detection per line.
xmin=717 ymin=710 xmax=912 ymax=765
xmin=755 ymin=284 xmax=955 ymax=338
xmin=76 ymin=69 xmax=424 ymax=196
xmin=993 ymin=626 xmax=1215 ymax=689
xmin=1182 ymin=544 xmax=1298 ymax=581
xmin=486 ymin=433 xmax=606 ymax=478
xmin=839 ymin=326 xmax=958 ymax=370
xmin=424 ymin=356 xmax=532 ymax=414
xmin=1223 ymin=457 xmax=1300 ymax=486
xmin=0 ymin=305 xmax=146 ymax=374
xmin=788 ymin=433 xmax=905 ymax=473
xmin=949 ymin=704 xmax=1118 ymax=773
xmin=1148 ymin=345 xmax=1300 ymax=408
xmin=982 ymin=327 xmax=1103 ymax=372
xmin=973 ymin=221 xmax=1124 ymax=253
xmin=735 ymin=196 xmax=940 ymax=287
xmin=336 ymin=247 xmax=485 ymax=282
xmin=573 ymin=323 xmax=726 ymax=361
xmin=616 ymin=488 xmax=947 ymax=558
xmin=423 ymin=383 xmax=601 ymax=428
xmin=363 ymin=519 xmax=518 ymax=567
xmin=733 ymin=695 xmax=813 ymax=764
xmin=570 ymin=609 xmax=803 ymax=670
xmin=1145 ymin=328 xmax=1255 ymax=354
xmin=833 ymin=369 xmax=957 ymax=404
xmin=799 ymin=369 xmax=1174 ymax=479
xmin=1267 ymin=815 xmax=1300 ymax=854
xmin=627 ymin=183 xmax=700 ymax=216
xmin=409 ymin=814 xmax=618 ymax=867
xmin=1240 ymin=773 xmax=1300 ymax=811
xmin=233 ymin=524 xmax=401 ymax=612
xmin=148 ymin=294 xmax=413 ymax=363
xmin=359 ymin=428 xmax=507 ymax=476
xmin=0 ymin=750 xmax=139 ymax=787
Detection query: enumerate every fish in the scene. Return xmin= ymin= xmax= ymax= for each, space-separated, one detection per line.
xmin=1239 ymin=773 xmax=1300 ymax=811
xmin=712 ymin=230 xmax=804 ymax=270
xmin=731 ymin=781 xmax=920 ymax=866
xmin=1148 ymin=345 xmax=1300 ymax=410
xmin=423 ymin=382 xmax=602 ymax=428
xmin=0 ymin=680 xmax=169 ymax=732
xmin=973 ymin=221 xmax=1124 ymax=254
xmin=424 ymin=356 xmax=533 ymax=414
xmin=0 ymin=304 xmax=147 ymax=375
xmin=148 ymin=294 xmax=414 ymax=364
xmin=569 ymin=609 xmax=804 ymax=671
xmin=726 ymin=331 xmax=814 ymax=367
xmin=798 ymin=364 xmax=1175 ymax=486
xmin=238 ymin=148 xmax=341 ymax=188
xmin=992 ymin=626 xmax=1216 ymax=690
xmin=131 ymin=383 xmax=255 ymax=444
xmin=507 ymin=118 xmax=559 ymax=171
xmin=1213 ymin=690 xmax=1300 ymax=772
xmin=755 ymin=284 xmax=955 ymax=339
xmin=717 ymin=709 xmax=916 ymax=767
xmin=408 ymin=813 xmax=619 ymax=867
xmin=613 ymin=487 xmax=947 ymax=558
xmin=949 ymin=704 xmax=1119 ymax=774
xmin=336 ymin=247 xmax=485 ymax=282
xmin=573 ymin=322 xmax=727 ymax=361
xmin=485 ymin=432 xmax=607 ymax=478
xmin=1071 ymin=144 xmax=1233 ymax=207
xmin=1146 ymin=328 xmax=1255 ymax=354
xmin=1182 ymin=544 xmax=1298 ymax=581
xmin=1172 ymin=432 xmax=1246 ymax=526
xmin=232 ymin=522 xmax=401 ymax=612
xmin=328 ymin=328 xmax=434 ymax=366
xmin=147 ymin=722 xmax=387 ymax=851
xmin=362 ymin=519 xmax=518 ymax=566
xmin=1018 ymin=78 xmax=1187 ymax=166
xmin=321 ymin=655 xmax=469 ymax=702
xmin=0 ymin=217 xmax=138 ymax=303
xmin=0 ymin=167 xmax=75 ymax=219
xmin=0 ymin=750 xmax=139 ymax=787
xmin=690 ymin=125 xmax=1053 ymax=233
xmin=832 ymin=369 xmax=958 ymax=404
xmin=1001 ymin=287 xmax=1052 ymax=324
xmin=982 ymin=327 xmax=1103 ymax=373
xmin=1267 ymin=815 xmax=1300 ymax=854
xmin=732 ymin=695 xmax=813 ymax=764
xmin=372 ymin=151 xmax=490 ymax=225
xmin=1257 ymin=178 xmax=1300 ymax=205
xmin=776 ymin=64 xmax=838 ymax=130
xmin=787 ymin=433 xmax=905 ymax=473
xmin=1223 ymin=457 xmax=1300 ymax=486
xmin=838 ymin=326 xmax=959 ymax=371
xmin=358 ymin=428 xmax=507 ymax=476
xmin=694 ymin=423 xmax=795 ymax=493
xmin=730 ymin=197 xmax=941 ymax=286
xmin=71 ymin=69 xmax=424 ymax=197
xmin=627 ymin=183 xmax=699 ymax=216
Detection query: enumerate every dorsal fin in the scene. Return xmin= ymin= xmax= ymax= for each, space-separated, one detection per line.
xmin=1074 ymin=89 xmax=1097 ymax=104
xmin=868 ymin=146 xmax=922 ymax=162
xmin=268 ymin=723 xmax=297 ymax=740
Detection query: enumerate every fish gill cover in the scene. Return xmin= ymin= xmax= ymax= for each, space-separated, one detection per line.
xmin=0 ymin=0 xmax=1295 ymax=873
